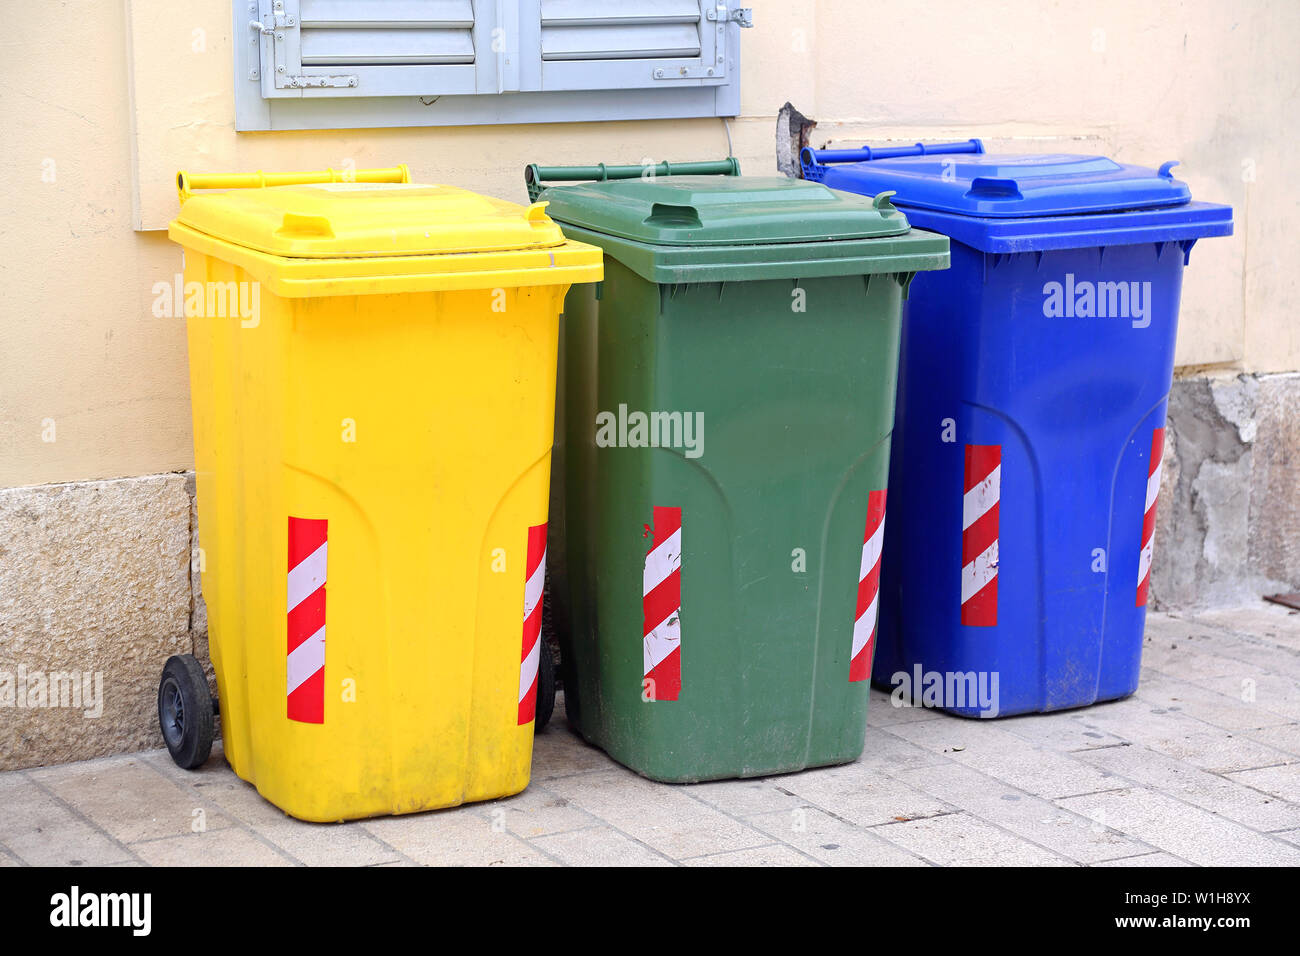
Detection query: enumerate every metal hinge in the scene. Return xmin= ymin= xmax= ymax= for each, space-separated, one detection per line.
xmin=250 ymin=1 xmax=357 ymax=90
xmin=707 ymin=5 xmax=754 ymax=27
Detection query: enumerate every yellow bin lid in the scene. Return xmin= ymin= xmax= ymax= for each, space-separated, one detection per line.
xmin=168 ymin=166 xmax=602 ymax=296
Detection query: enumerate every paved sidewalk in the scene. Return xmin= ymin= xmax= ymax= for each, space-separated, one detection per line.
xmin=3 ymin=605 xmax=1298 ymax=867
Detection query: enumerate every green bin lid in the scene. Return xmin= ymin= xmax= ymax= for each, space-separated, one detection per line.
xmin=537 ymin=175 xmax=912 ymax=246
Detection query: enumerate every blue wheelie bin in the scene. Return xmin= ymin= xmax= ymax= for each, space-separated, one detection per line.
xmin=801 ymin=140 xmax=1233 ymax=717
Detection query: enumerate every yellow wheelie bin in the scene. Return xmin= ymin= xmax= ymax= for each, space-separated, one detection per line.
xmin=160 ymin=166 xmax=602 ymax=822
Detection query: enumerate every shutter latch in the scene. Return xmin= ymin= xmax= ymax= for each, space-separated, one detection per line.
xmin=706 ymin=5 xmax=754 ymax=28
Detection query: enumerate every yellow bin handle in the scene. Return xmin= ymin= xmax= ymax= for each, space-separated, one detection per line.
xmin=176 ymin=165 xmax=411 ymax=205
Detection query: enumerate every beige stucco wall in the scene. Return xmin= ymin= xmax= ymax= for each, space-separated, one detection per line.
xmin=1 ymin=0 xmax=1295 ymax=489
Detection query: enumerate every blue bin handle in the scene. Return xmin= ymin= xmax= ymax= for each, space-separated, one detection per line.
xmin=800 ymin=139 xmax=984 ymax=181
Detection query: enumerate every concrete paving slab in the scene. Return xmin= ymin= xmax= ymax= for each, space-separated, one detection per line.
xmin=1243 ymin=723 xmax=1300 ymax=759
xmin=885 ymin=719 xmax=1121 ymax=799
xmin=1056 ymin=788 xmax=1300 ymax=867
xmin=746 ymin=806 xmax=930 ymax=866
xmin=871 ymin=811 xmax=1067 ymax=867
xmin=528 ymin=826 xmax=675 ymax=867
xmin=888 ymin=762 xmax=1152 ymax=864
xmin=478 ymin=783 xmax=602 ymax=839
xmin=681 ymin=844 xmax=820 ymax=867
xmin=543 ymin=770 xmax=772 ymax=860
xmin=773 ymin=758 xmax=955 ymax=828
xmin=1133 ymin=674 xmax=1296 ymax=732
xmin=1076 ymin=743 xmax=1300 ymax=831
xmin=1225 ymin=763 xmax=1300 ymax=803
xmin=129 ymin=827 xmax=295 ymax=867
xmin=0 ymin=772 xmax=134 ymax=866
xmin=28 ymin=756 xmax=234 ymax=844
xmin=1091 ymin=851 xmax=1189 ymax=867
xmin=361 ymin=811 xmax=558 ymax=867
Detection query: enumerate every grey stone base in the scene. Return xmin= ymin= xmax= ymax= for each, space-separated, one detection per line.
xmin=0 ymin=474 xmax=197 ymax=771
xmin=1 ymin=371 xmax=1296 ymax=768
xmin=1152 ymin=372 xmax=1300 ymax=609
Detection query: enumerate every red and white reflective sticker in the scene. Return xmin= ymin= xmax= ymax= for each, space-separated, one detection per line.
xmin=851 ymin=490 xmax=887 ymax=682
xmin=642 ymin=506 xmax=682 ymax=701
xmin=962 ymin=445 xmax=1001 ymax=627
xmin=1136 ymin=427 xmax=1165 ymax=607
xmin=287 ymin=517 xmax=327 ymax=724
xmin=518 ymin=523 xmax=547 ymax=725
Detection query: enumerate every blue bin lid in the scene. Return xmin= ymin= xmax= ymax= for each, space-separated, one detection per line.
xmin=800 ymin=140 xmax=1233 ymax=252
xmin=803 ymin=140 xmax=1196 ymax=217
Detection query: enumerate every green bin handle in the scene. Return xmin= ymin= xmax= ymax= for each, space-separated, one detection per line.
xmin=524 ymin=158 xmax=740 ymax=202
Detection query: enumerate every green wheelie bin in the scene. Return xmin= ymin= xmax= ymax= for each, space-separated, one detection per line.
xmin=527 ymin=158 xmax=949 ymax=782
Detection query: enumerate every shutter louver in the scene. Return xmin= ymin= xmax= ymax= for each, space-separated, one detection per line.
xmin=298 ymin=0 xmax=475 ymax=66
xmin=540 ymin=1 xmax=702 ymax=61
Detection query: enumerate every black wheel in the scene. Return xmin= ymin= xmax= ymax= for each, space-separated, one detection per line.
xmin=534 ymin=639 xmax=556 ymax=733
xmin=158 ymin=654 xmax=214 ymax=769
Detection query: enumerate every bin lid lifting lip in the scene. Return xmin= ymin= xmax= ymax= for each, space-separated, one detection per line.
xmin=174 ymin=176 xmax=571 ymax=259
xmin=537 ymin=176 xmax=914 ymax=246
xmin=803 ymin=144 xmax=1203 ymax=218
